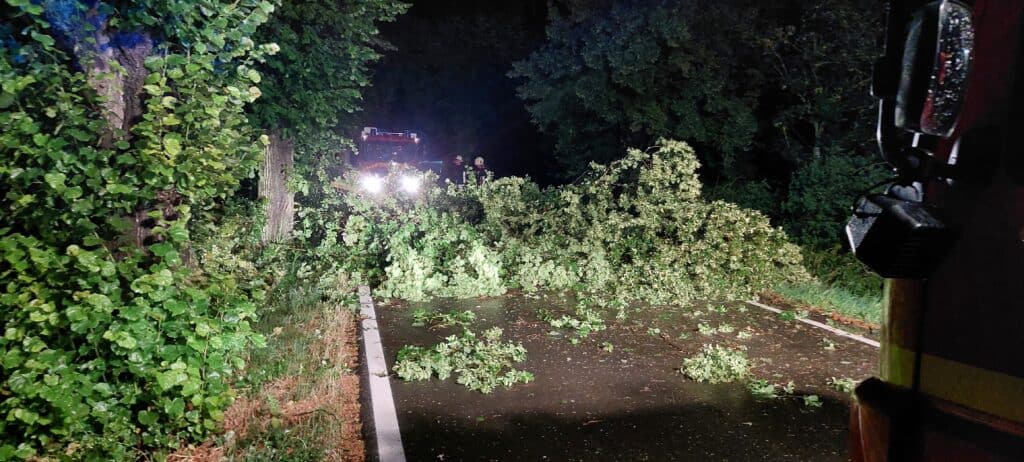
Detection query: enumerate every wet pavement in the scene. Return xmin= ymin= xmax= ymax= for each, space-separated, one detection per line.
xmin=374 ymin=293 xmax=877 ymax=461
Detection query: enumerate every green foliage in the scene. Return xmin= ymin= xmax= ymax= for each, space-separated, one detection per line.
xmin=681 ymin=345 xmax=750 ymax=384
xmin=330 ymin=167 xmax=507 ymax=301
xmin=746 ymin=379 xmax=780 ymax=399
xmin=697 ymin=323 xmax=735 ymax=336
xmin=774 ymin=248 xmax=883 ymax=323
xmin=802 ymin=394 xmax=823 ymax=408
xmin=251 ymin=0 xmax=408 ymax=146
xmin=828 ymin=377 xmax=858 ymax=395
xmin=411 ymin=308 xmax=477 ymax=330
xmin=704 ymin=180 xmax=781 ymax=219
xmin=760 ymin=0 xmax=878 ymax=164
xmin=777 ymin=310 xmax=799 ymax=322
xmin=543 ymin=304 xmax=607 ymax=342
xmin=513 ymin=2 xmax=890 ymax=299
xmin=782 ymin=155 xmax=890 ymax=247
xmin=511 ymin=1 xmax=760 ymax=178
xmin=683 ymin=346 xmax=825 ymax=408
xmin=746 ymin=379 xmax=797 ymax=400
xmin=335 ymin=140 xmax=809 ymax=305
xmin=393 ymin=328 xmax=534 ymax=393
xmin=487 ymin=139 xmax=809 ymax=305
xmin=233 ymin=426 xmax=323 ymax=462
xmin=0 ymin=1 xmax=274 ymax=458
xmin=800 ymin=247 xmax=884 ymax=299
xmin=225 ymin=265 xmax=362 ymax=462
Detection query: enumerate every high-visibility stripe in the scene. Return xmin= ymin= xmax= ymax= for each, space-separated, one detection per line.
xmin=884 ymin=344 xmax=1024 ymax=423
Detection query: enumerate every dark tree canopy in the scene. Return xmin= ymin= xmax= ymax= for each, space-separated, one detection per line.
xmin=512 ymin=0 xmax=879 ymax=183
xmin=251 ymin=0 xmax=409 ymax=151
xmin=511 ymin=1 xmax=764 ymax=178
xmin=510 ymin=0 xmax=886 ymax=248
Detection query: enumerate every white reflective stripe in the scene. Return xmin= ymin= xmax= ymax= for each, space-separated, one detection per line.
xmin=745 ymin=300 xmax=881 ymax=348
xmin=359 ymin=286 xmax=407 ymax=462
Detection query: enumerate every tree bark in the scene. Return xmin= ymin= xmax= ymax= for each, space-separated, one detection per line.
xmin=260 ymin=133 xmax=296 ymax=243
xmin=50 ymin=8 xmax=159 ymax=247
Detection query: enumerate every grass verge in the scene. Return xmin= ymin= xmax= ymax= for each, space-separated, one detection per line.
xmin=770 ymin=248 xmax=883 ymax=325
xmin=169 ymin=285 xmax=364 ymax=461
xmin=772 ymin=281 xmax=882 ymax=325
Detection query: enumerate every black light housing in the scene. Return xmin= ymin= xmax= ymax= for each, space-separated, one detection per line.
xmin=846 ymin=193 xmax=956 ymax=278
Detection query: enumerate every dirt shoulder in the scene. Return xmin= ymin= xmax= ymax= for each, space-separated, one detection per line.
xmin=170 ymin=302 xmax=365 ymax=461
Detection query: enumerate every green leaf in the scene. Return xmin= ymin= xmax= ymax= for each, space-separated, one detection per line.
xmin=30 ymin=31 xmax=55 ymax=48
xmin=138 ymin=410 xmax=158 ymax=426
xmin=63 ymin=186 xmax=83 ymax=200
xmin=43 ymin=172 xmax=66 ymax=190
xmin=165 ymin=398 xmax=186 ymax=418
xmin=164 ymin=136 xmax=182 ymax=157
xmin=167 ymin=224 xmax=188 ymax=242
xmin=164 ymin=300 xmax=188 ymax=316
xmin=156 ymin=370 xmax=187 ymax=391
xmin=115 ymin=333 xmax=138 ymax=350
xmin=13 ymin=408 xmax=39 ymax=425
xmin=85 ymin=294 xmax=112 ymax=311
xmin=181 ymin=378 xmax=201 ymax=397
xmin=92 ymin=383 xmax=113 ymax=396
xmin=150 ymin=243 xmax=175 ymax=257
xmin=0 ymin=445 xmax=16 ymax=459
xmin=107 ymin=183 xmax=135 ymax=195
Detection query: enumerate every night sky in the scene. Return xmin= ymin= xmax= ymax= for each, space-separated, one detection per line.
xmin=360 ymin=0 xmax=556 ymax=182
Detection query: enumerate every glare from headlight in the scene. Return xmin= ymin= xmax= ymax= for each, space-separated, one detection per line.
xmin=361 ymin=174 xmax=384 ymax=194
xmin=400 ymin=175 xmax=420 ymax=194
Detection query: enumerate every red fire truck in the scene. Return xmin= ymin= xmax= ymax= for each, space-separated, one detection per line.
xmin=354 ymin=127 xmax=441 ymax=195
xmin=846 ymin=0 xmax=1024 ymax=460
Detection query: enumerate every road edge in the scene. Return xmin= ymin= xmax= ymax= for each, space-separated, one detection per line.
xmin=359 ymin=285 xmax=407 ymax=462
xmin=746 ymin=300 xmax=880 ymax=348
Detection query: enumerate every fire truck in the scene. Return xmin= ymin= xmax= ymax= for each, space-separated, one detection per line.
xmin=354 ymin=127 xmax=441 ymax=195
xmin=846 ymin=0 xmax=1024 ymax=459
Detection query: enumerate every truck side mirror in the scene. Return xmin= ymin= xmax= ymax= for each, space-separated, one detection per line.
xmin=895 ymin=0 xmax=974 ymax=137
xmin=848 ymin=0 xmax=974 ymax=279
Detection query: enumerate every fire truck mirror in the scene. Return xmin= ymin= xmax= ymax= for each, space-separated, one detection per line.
xmin=895 ymin=0 xmax=974 ymax=138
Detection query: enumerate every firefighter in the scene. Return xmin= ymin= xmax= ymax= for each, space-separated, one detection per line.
xmin=473 ymin=156 xmax=487 ymax=184
xmin=444 ymin=155 xmax=466 ymax=185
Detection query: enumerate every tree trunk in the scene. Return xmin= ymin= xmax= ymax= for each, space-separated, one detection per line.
xmin=60 ymin=15 xmax=158 ymax=247
xmin=260 ymin=133 xmax=296 ymax=243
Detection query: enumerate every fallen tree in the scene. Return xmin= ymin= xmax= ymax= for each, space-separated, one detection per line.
xmin=321 ymin=139 xmax=809 ymax=305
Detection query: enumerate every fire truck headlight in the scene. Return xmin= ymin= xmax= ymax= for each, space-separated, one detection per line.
xmin=361 ymin=174 xmax=384 ymax=194
xmin=400 ymin=175 xmax=420 ymax=194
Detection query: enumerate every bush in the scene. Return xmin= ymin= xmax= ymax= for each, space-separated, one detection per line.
xmin=782 ymin=155 xmax=890 ymax=248
xmin=801 ymin=248 xmax=883 ymax=298
xmin=0 ymin=4 xmax=272 ymax=458
xmin=704 ymin=179 xmax=781 ymax=219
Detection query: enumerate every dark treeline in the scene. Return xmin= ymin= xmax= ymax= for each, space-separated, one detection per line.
xmin=366 ymin=0 xmax=890 ymax=250
xmin=360 ymin=1 xmax=552 ymax=180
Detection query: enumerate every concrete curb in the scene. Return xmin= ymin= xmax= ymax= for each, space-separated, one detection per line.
xmin=745 ymin=300 xmax=881 ymax=348
xmin=359 ymin=286 xmax=406 ymax=462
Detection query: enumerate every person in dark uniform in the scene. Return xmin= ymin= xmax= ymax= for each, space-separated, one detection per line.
xmin=473 ymin=156 xmax=488 ymax=184
xmin=443 ymin=155 xmax=465 ymax=185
